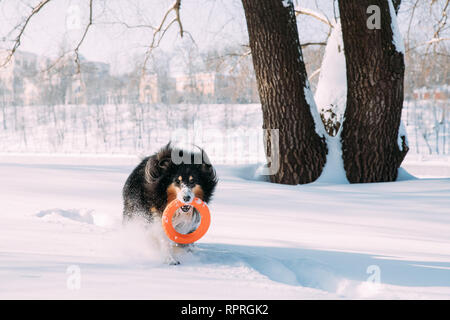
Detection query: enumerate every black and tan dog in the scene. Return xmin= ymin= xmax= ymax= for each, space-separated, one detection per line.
xmin=122 ymin=143 xmax=217 ymax=264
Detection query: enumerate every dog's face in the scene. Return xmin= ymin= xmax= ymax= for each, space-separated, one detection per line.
xmin=167 ymin=165 xmax=204 ymax=212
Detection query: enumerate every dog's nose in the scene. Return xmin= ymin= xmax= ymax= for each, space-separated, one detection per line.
xmin=183 ymin=195 xmax=192 ymax=203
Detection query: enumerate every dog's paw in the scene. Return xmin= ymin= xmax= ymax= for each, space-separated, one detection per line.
xmin=164 ymin=255 xmax=181 ymax=265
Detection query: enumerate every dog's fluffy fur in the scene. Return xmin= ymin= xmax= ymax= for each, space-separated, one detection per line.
xmin=122 ymin=143 xmax=217 ymax=264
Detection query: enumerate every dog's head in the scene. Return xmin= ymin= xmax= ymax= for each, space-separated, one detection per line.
xmin=145 ymin=143 xmax=218 ymax=208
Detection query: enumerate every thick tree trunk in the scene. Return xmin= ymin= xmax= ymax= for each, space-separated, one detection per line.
xmin=241 ymin=0 xmax=327 ymax=184
xmin=339 ymin=0 xmax=408 ymax=183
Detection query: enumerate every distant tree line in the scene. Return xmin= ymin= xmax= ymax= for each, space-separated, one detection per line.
xmin=0 ymin=43 xmax=260 ymax=107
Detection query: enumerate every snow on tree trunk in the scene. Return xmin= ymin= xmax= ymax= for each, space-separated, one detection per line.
xmin=314 ymin=20 xmax=347 ymax=138
xmin=313 ymin=19 xmax=349 ymax=184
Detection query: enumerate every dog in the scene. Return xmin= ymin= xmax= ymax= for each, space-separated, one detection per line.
xmin=122 ymin=143 xmax=218 ymax=264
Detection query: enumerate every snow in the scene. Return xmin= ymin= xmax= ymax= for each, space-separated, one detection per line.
xmin=398 ymin=120 xmax=409 ymax=151
xmin=304 ymin=85 xmax=327 ymax=138
xmin=314 ymin=20 xmax=347 ymax=121
xmin=388 ymin=0 xmax=405 ymax=54
xmin=36 ymin=208 xmax=95 ymax=225
xmin=1 ymin=154 xmax=450 ymax=299
xmin=311 ymin=19 xmax=349 ymax=184
xmin=281 ymin=0 xmax=292 ymax=8
xmin=315 ymin=134 xmax=348 ymax=184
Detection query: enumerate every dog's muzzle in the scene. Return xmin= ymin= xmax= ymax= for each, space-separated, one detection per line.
xmin=177 ymin=184 xmax=194 ymax=212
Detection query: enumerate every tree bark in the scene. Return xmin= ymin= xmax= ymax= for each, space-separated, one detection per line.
xmin=339 ymin=0 xmax=408 ymax=183
xmin=241 ymin=0 xmax=327 ymax=184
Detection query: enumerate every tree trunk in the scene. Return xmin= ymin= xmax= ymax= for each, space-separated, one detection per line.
xmin=339 ymin=0 xmax=408 ymax=183
xmin=241 ymin=0 xmax=327 ymax=184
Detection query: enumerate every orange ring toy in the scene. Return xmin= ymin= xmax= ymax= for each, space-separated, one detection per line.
xmin=162 ymin=197 xmax=211 ymax=244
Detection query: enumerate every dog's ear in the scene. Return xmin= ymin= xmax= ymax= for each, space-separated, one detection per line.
xmin=198 ymin=162 xmax=218 ymax=203
xmin=200 ymin=162 xmax=217 ymax=183
xmin=144 ymin=157 xmax=171 ymax=182
xmin=158 ymin=158 xmax=170 ymax=169
xmin=144 ymin=158 xmax=158 ymax=182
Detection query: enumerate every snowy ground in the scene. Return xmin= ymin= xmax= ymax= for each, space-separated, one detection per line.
xmin=1 ymin=153 xmax=449 ymax=299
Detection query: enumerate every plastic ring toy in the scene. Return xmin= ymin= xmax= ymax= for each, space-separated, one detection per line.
xmin=162 ymin=197 xmax=211 ymax=244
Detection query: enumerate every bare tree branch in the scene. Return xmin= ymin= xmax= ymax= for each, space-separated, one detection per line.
xmin=0 ymin=0 xmax=51 ymax=67
xmin=308 ymin=67 xmax=321 ymax=81
xmin=407 ymin=37 xmax=450 ymax=52
xmin=301 ymin=41 xmax=327 ymax=48
xmin=74 ymin=0 xmax=94 ymax=74
xmin=150 ymin=0 xmax=183 ymax=49
xmin=142 ymin=0 xmax=184 ymax=72
xmin=431 ymin=0 xmax=449 ymax=40
xmin=406 ymin=0 xmax=420 ymax=52
xmin=95 ymin=21 xmax=156 ymax=31
xmin=421 ymin=0 xmax=450 ymax=61
xmin=295 ymin=7 xmax=334 ymax=29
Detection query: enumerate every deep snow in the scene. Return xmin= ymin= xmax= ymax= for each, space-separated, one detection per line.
xmin=0 ymin=154 xmax=449 ymax=299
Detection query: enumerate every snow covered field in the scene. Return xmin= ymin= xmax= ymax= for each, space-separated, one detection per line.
xmin=1 ymin=153 xmax=449 ymax=299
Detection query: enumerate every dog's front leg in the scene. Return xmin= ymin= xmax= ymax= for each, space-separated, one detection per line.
xmin=150 ymin=216 xmax=180 ymax=265
xmin=156 ymin=236 xmax=179 ymax=265
xmin=160 ymin=236 xmax=181 ymax=265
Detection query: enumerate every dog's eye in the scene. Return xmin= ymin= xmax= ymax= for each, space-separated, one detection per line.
xmin=174 ymin=176 xmax=183 ymax=184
